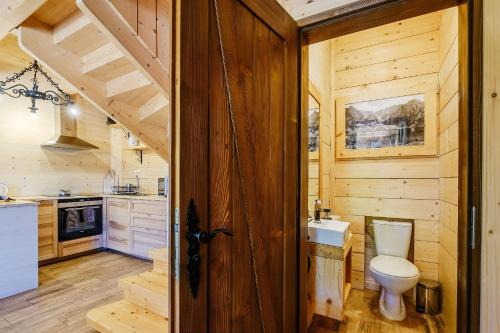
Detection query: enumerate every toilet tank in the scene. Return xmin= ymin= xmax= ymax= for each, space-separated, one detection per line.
xmin=373 ymin=220 xmax=412 ymax=258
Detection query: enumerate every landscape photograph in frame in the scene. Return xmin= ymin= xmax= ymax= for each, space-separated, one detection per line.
xmin=344 ymin=94 xmax=425 ymax=150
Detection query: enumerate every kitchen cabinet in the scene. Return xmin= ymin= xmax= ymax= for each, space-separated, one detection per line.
xmin=131 ymin=200 xmax=167 ymax=258
xmin=59 ymin=235 xmax=103 ymax=257
xmin=38 ymin=200 xmax=58 ymax=261
xmin=106 ymin=198 xmax=131 ymax=253
xmin=106 ymin=198 xmax=168 ymax=259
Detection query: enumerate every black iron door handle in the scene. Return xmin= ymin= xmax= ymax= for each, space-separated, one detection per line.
xmin=186 ymin=199 xmax=233 ymax=298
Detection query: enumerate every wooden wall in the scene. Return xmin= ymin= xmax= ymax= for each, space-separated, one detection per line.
xmin=0 ymin=63 xmax=111 ymax=196
xmin=309 ymin=41 xmax=333 ymax=213
xmin=110 ymin=127 xmax=169 ymax=194
xmin=330 ymin=11 xmax=442 ymax=291
xmin=481 ymin=0 xmax=500 ymax=331
xmin=437 ymin=7 xmax=459 ymax=333
xmin=110 ymin=0 xmax=171 ymax=70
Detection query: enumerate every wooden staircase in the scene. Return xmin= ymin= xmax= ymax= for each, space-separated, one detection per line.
xmin=87 ymin=248 xmax=169 ymax=333
xmin=17 ymin=0 xmax=171 ymax=161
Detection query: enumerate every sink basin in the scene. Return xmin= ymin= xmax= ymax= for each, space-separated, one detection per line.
xmin=308 ymin=219 xmax=351 ymax=247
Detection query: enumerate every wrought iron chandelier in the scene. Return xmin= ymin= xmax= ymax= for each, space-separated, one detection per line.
xmin=0 ymin=60 xmax=72 ymax=114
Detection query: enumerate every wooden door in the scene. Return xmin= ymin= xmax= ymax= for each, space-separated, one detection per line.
xmin=178 ymin=0 xmax=298 ymax=332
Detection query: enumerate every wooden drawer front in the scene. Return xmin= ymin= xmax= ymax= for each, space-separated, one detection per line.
xmin=107 ymin=219 xmax=130 ymax=252
xmin=132 ymin=214 xmax=167 ymax=231
xmin=38 ymin=201 xmax=54 ymax=215
xmin=38 ymin=201 xmax=57 ymax=261
xmin=132 ymin=228 xmax=167 ymax=258
xmin=131 ymin=200 xmax=167 ymax=216
xmin=107 ymin=199 xmax=130 ymax=220
xmin=59 ymin=235 xmax=102 ymax=257
xmin=38 ymin=215 xmax=54 ymax=247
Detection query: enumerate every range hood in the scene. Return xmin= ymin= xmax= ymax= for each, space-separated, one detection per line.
xmin=41 ymin=104 xmax=99 ymax=150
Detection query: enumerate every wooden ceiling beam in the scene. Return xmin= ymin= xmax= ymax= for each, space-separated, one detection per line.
xmin=0 ymin=0 xmax=47 ymax=40
xmin=18 ymin=18 xmax=168 ymax=160
xmin=138 ymin=93 xmax=169 ymax=121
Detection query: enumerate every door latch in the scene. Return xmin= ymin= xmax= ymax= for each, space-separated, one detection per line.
xmin=186 ymin=199 xmax=233 ymax=298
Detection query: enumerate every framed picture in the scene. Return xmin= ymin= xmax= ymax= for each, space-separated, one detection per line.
xmin=336 ymin=90 xmax=437 ymax=159
xmin=308 ymin=93 xmax=320 ymax=155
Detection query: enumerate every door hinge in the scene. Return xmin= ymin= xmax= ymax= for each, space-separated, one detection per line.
xmin=470 ymin=206 xmax=477 ymax=250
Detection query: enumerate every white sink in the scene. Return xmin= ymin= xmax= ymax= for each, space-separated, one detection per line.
xmin=308 ymin=219 xmax=351 ymax=247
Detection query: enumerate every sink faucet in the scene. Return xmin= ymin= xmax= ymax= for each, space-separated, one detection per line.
xmin=136 ymin=175 xmax=140 ymax=194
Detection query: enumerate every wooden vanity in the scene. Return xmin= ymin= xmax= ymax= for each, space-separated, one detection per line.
xmin=308 ymin=233 xmax=353 ymax=326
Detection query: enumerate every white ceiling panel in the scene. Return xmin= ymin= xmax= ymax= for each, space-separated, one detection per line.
xmin=277 ymin=0 xmax=360 ymax=22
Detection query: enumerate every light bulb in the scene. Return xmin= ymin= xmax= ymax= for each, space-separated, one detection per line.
xmin=69 ymin=104 xmax=79 ymax=116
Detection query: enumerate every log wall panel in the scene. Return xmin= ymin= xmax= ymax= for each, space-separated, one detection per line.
xmin=109 ymin=0 xmax=171 ymax=70
xmin=329 ymin=11 xmax=451 ymax=292
xmin=481 ymin=1 xmax=500 ymax=330
xmin=437 ymin=7 xmax=459 ymax=332
xmin=110 ymin=0 xmax=138 ymax=32
xmin=137 ymin=0 xmax=157 ymax=55
xmin=334 ymin=12 xmax=441 ymax=54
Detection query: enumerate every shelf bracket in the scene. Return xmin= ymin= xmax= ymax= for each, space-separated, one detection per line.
xmin=136 ymin=149 xmax=143 ymax=164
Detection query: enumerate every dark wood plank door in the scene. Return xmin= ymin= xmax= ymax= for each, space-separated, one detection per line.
xmin=178 ymin=0 xmax=298 ymax=332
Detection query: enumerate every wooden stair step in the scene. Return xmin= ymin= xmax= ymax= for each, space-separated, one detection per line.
xmin=118 ymin=271 xmax=168 ymax=317
xmin=87 ymin=300 xmax=168 ymax=333
xmin=149 ymin=248 xmax=168 ymax=274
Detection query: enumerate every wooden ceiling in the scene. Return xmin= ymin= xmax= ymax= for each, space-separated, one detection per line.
xmin=32 ymin=0 xmax=78 ymax=27
xmin=0 ymin=34 xmax=32 ymax=68
xmin=277 ymin=0 xmax=360 ymax=22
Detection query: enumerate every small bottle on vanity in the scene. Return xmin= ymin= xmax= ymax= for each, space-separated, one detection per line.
xmin=314 ymin=199 xmax=322 ymax=222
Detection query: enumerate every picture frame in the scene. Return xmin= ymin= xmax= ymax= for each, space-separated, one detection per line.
xmin=335 ymin=90 xmax=437 ymax=159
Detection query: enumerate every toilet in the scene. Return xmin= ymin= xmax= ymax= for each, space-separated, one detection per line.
xmin=369 ymin=220 xmax=420 ymax=321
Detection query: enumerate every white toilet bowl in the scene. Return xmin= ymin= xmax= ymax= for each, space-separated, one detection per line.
xmin=369 ymin=255 xmax=420 ymax=321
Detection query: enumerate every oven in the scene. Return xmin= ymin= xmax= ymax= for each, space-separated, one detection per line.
xmin=58 ymin=197 xmax=103 ymax=241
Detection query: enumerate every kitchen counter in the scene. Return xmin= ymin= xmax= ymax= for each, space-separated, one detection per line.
xmin=103 ymin=194 xmax=168 ymax=201
xmin=16 ymin=194 xmax=168 ymax=201
xmin=0 ymin=200 xmax=40 ymax=208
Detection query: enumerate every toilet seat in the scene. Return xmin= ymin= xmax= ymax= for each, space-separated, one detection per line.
xmin=370 ymin=255 xmax=419 ymax=278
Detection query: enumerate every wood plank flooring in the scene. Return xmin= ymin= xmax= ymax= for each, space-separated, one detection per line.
xmin=310 ymin=289 xmax=447 ymax=333
xmin=0 ymin=251 xmax=152 ymax=333
xmin=0 ymin=251 xmax=446 ymax=333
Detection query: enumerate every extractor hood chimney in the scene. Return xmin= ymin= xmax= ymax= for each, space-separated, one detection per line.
xmin=41 ymin=103 xmax=99 ymax=150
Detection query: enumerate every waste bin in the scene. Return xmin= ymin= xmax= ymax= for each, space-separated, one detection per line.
xmin=416 ymin=279 xmax=441 ymax=314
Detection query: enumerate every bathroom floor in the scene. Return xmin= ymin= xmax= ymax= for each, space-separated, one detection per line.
xmin=310 ymin=289 xmax=446 ymax=333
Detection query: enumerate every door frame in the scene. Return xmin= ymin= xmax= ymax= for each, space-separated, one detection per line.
xmin=298 ymin=1 xmax=483 ymax=332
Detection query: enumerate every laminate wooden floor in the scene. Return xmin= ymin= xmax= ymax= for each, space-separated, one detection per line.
xmin=0 ymin=251 xmax=152 ymax=333
xmin=310 ymin=289 xmax=447 ymax=333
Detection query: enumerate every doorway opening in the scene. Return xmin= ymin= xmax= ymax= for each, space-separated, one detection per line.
xmin=301 ymin=4 xmax=474 ymax=332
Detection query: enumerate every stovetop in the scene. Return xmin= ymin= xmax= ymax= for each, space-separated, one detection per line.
xmin=43 ymin=193 xmax=101 ymax=198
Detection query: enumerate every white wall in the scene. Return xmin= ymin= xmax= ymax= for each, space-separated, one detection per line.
xmin=0 ymin=63 xmax=111 ymax=196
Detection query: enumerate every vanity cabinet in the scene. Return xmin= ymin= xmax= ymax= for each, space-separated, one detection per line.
xmin=106 ymin=198 xmax=131 ymax=253
xmin=308 ymin=235 xmax=353 ymax=326
xmin=38 ymin=200 xmax=58 ymax=261
xmin=105 ymin=197 xmax=167 ymax=259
